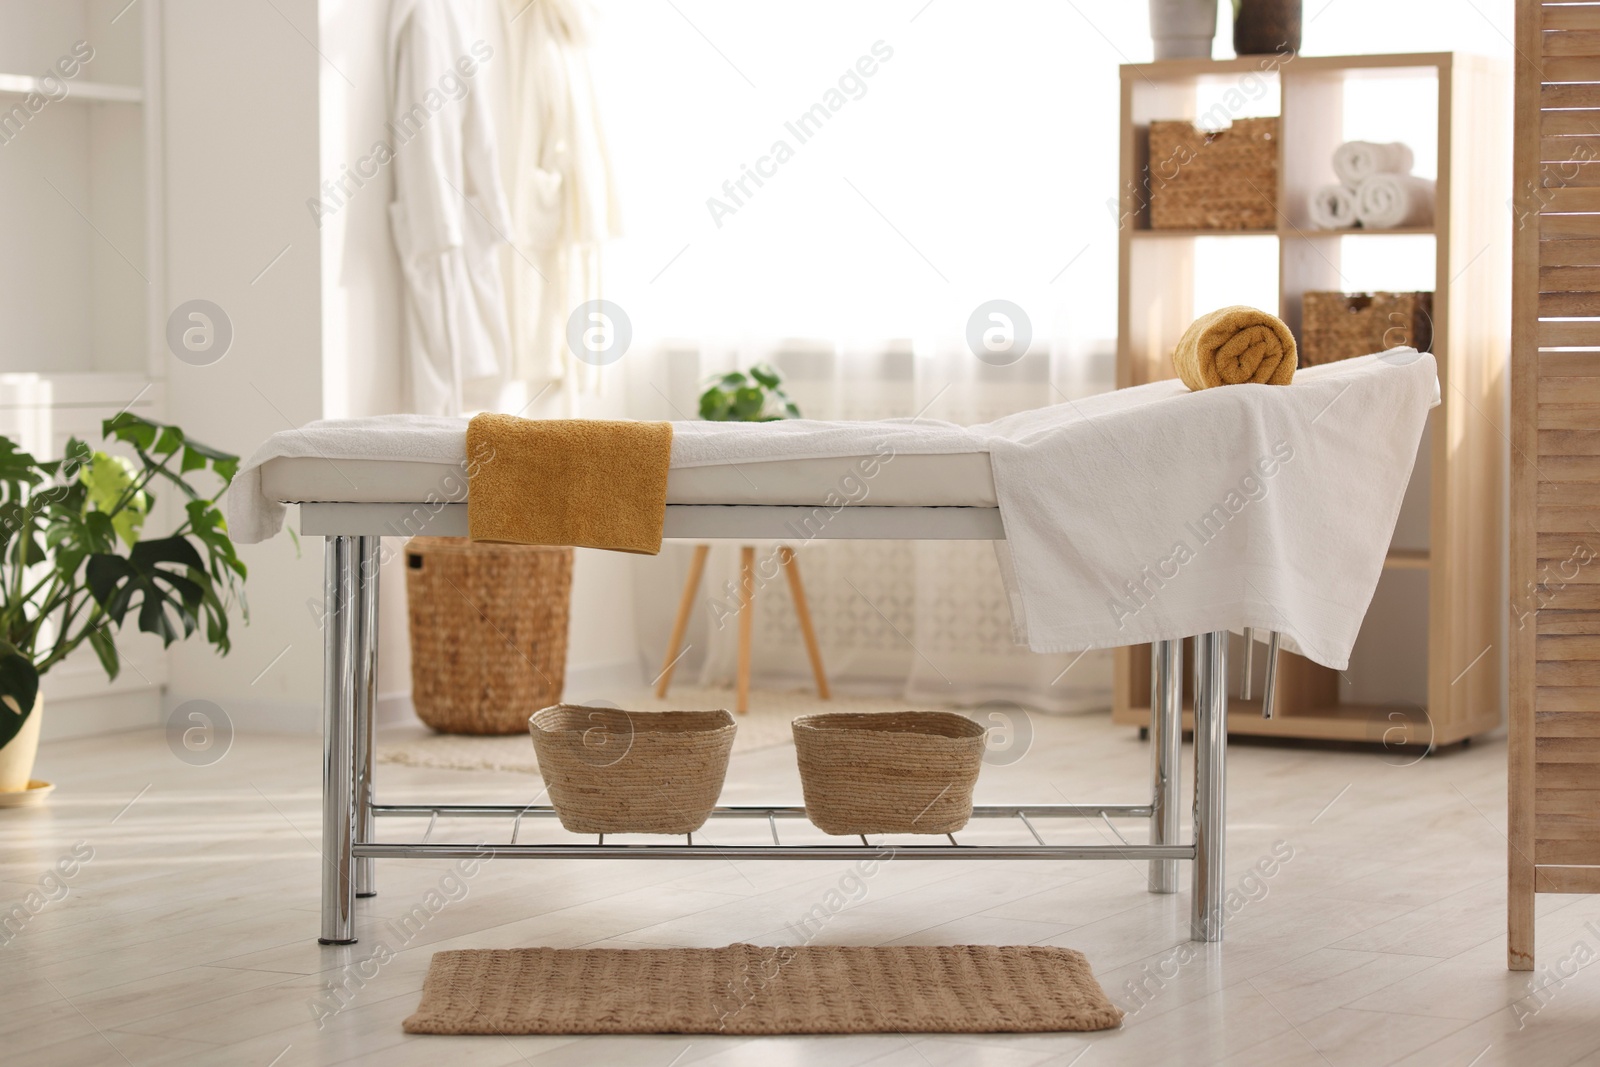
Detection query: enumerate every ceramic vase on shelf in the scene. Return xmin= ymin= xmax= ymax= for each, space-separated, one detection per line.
xmin=1233 ymin=0 xmax=1301 ymax=55
xmin=1149 ymin=0 xmax=1218 ymax=60
xmin=0 ymin=694 xmax=42 ymax=793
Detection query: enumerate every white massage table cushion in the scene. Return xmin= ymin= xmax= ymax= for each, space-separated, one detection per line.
xmin=257 ymin=453 xmax=999 ymax=509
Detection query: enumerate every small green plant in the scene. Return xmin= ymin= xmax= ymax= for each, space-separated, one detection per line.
xmin=698 ymin=364 xmax=801 ymax=422
xmin=0 ymin=412 xmax=246 ymax=749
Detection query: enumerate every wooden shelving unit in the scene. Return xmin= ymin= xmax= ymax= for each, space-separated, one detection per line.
xmin=1111 ymin=52 xmax=1508 ymax=747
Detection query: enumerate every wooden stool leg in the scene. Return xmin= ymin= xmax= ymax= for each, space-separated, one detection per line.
xmin=779 ymin=546 xmax=830 ymax=701
xmin=655 ymin=544 xmax=710 ymax=698
xmin=737 ymin=546 xmax=755 ymax=714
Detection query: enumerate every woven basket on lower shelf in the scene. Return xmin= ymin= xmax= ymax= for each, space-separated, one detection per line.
xmin=529 ymin=705 xmax=737 ymax=835
xmin=405 ymin=537 xmax=573 ymax=735
xmin=1147 ymin=116 xmax=1279 ymax=231
xmin=792 ymin=712 xmax=987 ymax=835
xmin=1300 ymin=291 xmax=1434 ymax=366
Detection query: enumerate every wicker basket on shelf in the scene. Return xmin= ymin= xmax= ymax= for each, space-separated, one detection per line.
xmin=1147 ymin=116 xmax=1279 ymax=231
xmin=1300 ymin=291 xmax=1434 ymax=366
xmin=793 ymin=712 xmax=987 ymax=835
xmin=405 ymin=537 xmax=572 ymax=735
xmin=530 ymin=706 xmax=737 ymax=834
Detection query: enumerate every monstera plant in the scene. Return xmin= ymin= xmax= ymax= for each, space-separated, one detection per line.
xmin=0 ymin=413 xmax=246 ymax=788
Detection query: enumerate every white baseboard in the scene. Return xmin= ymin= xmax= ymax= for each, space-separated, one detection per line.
xmin=38 ymin=689 xmax=165 ymax=741
xmin=377 ymin=691 xmax=415 ymax=727
xmin=163 ymin=692 xmax=324 ymax=735
xmin=563 ymin=658 xmax=646 ymax=703
xmin=377 ymin=658 xmax=643 ymax=729
xmin=175 ymin=658 xmax=650 ymax=736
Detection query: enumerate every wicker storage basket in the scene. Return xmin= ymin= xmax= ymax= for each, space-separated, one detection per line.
xmin=1148 ymin=117 xmax=1279 ymax=231
xmin=1300 ymin=291 xmax=1434 ymax=366
xmin=793 ymin=712 xmax=987 ymax=835
xmin=529 ymin=705 xmax=736 ymax=834
xmin=405 ymin=537 xmax=572 ymax=735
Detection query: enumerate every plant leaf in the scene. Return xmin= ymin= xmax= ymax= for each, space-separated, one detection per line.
xmin=86 ymin=554 xmax=136 ymax=617
xmin=154 ymin=425 xmax=184 ymax=456
xmin=138 ymin=587 xmax=179 ymax=644
xmin=0 ymin=649 xmax=39 ymax=750
xmin=699 ymin=388 xmax=731 ymax=421
xmin=87 ymin=626 xmax=120 ymax=681
xmin=101 ymin=412 xmax=158 ymax=451
xmin=731 ymin=386 xmax=765 ymax=420
xmin=130 ymin=536 xmax=205 ymax=572
xmin=81 ymin=452 xmax=149 ymax=548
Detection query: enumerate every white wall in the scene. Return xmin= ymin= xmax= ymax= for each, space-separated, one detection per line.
xmin=160 ymin=0 xmax=328 ymax=730
xmin=317 ymin=0 xmax=409 ymax=713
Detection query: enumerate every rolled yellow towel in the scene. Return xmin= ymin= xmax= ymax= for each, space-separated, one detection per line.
xmin=1171 ymin=305 xmax=1297 ymax=390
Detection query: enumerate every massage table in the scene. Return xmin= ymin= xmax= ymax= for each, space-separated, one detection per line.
xmin=261 ymin=453 xmax=1223 ymax=948
xmin=242 ymin=352 xmax=1439 ymax=948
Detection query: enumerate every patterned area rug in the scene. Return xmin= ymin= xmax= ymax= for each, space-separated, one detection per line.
xmin=377 ymin=687 xmax=917 ymax=774
xmin=403 ymin=944 xmax=1123 ymax=1034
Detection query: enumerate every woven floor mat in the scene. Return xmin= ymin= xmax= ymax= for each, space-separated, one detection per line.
xmin=403 ymin=943 xmax=1123 ymax=1035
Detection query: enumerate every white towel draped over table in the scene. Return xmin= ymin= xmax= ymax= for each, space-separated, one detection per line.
xmin=230 ymin=353 xmax=1439 ymax=672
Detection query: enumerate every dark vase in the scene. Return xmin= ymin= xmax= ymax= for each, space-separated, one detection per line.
xmin=1234 ymin=0 xmax=1301 ymax=55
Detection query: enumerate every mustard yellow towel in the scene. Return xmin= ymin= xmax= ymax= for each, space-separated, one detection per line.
xmin=1171 ymin=305 xmax=1297 ymax=391
xmin=466 ymin=414 xmax=674 ymax=555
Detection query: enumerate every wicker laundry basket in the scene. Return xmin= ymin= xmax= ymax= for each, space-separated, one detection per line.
xmin=1301 ymin=291 xmax=1434 ymax=366
xmin=1148 ymin=116 xmax=1280 ymax=231
xmin=529 ymin=706 xmax=737 ymax=834
xmin=793 ymin=712 xmax=988 ymax=835
xmin=405 ymin=537 xmax=573 ymax=735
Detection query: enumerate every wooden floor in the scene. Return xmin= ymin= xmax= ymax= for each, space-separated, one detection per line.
xmin=2 ymin=700 xmax=1598 ymax=1066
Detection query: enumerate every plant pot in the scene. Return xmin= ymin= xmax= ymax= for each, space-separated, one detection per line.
xmin=1150 ymin=0 xmax=1218 ymax=60
xmin=1233 ymin=0 xmax=1301 ymax=55
xmin=0 ymin=694 xmax=42 ymax=793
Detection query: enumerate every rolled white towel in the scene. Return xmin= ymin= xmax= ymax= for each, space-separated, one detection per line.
xmin=1332 ymin=141 xmax=1416 ymax=187
xmin=1308 ymin=184 xmax=1359 ymax=229
xmin=1355 ymin=174 xmax=1436 ymax=229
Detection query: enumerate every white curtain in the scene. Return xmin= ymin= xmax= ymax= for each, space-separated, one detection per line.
xmin=583 ymin=1 xmax=1154 ymax=709
xmin=497 ymin=0 xmax=622 ymax=415
xmin=627 ymin=339 xmax=1116 ymax=712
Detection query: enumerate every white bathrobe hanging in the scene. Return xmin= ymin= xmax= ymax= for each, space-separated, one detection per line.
xmin=499 ymin=0 xmax=621 ymax=401
xmin=388 ymin=0 xmax=514 ymax=416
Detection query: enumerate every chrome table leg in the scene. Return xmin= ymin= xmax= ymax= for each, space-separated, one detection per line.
xmin=1149 ymin=639 xmax=1182 ymax=893
xmin=1192 ymin=629 xmax=1228 ymax=942
xmin=1240 ymin=627 xmax=1254 ymax=701
xmin=1261 ymin=631 xmax=1281 ymax=719
xmin=320 ymin=535 xmax=360 ymax=945
xmin=353 ymin=536 xmax=380 ymax=899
